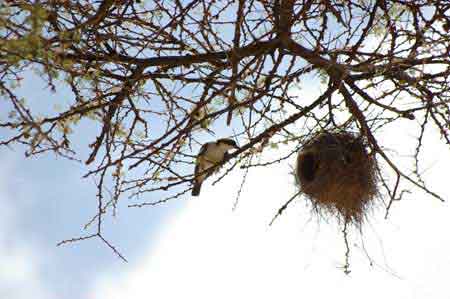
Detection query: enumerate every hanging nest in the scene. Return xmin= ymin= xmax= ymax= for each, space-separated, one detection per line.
xmin=295 ymin=131 xmax=379 ymax=225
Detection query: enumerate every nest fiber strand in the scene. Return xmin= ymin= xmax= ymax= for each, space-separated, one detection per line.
xmin=296 ymin=131 xmax=378 ymax=225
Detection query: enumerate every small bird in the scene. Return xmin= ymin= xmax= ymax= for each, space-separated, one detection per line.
xmin=192 ymin=138 xmax=239 ymax=196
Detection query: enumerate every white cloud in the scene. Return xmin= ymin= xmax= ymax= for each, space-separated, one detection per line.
xmin=0 ymin=156 xmax=51 ymax=299
xmin=89 ymin=73 xmax=449 ymax=298
xmin=90 ymin=131 xmax=449 ymax=299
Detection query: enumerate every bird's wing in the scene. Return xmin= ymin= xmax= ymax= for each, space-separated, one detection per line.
xmin=194 ymin=143 xmax=212 ymax=181
xmin=195 ymin=157 xmax=215 ymax=182
xmin=197 ymin=142 xmax=209 ymax=157
xmin=194 ymin=160 xmax=201 ymax=180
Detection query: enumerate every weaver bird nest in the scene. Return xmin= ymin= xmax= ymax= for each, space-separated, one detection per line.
xmin=295 ymin=131 xmax=379 ymax=225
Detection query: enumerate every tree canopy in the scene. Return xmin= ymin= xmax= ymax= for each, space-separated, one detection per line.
xmin=1 ymin=0 xmax=449 ymax=260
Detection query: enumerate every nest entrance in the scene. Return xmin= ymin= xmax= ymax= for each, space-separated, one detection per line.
xmin=299 ymin=152 xmax=317 ymax=182
xmin=296 ymin=131 xmax=378 ymax=225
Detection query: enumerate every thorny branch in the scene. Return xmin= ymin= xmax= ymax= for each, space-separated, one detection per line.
xmin=1 ymin=0 xmax=449 ymax=262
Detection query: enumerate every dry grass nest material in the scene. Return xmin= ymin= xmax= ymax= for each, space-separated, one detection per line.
xmin=295 ymin=131 xmax=379 ymax=225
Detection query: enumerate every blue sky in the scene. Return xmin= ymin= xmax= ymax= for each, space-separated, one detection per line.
xmin=0 ymin=140 xmax=186 ymax=299
xmin=0 ymin=73 xmax=186 ymax=298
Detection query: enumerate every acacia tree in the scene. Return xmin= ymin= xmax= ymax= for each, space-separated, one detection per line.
xmin=1 ymin=0 xmax=449 ymax=261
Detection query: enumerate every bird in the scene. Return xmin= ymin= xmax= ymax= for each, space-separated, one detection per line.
xmin=192 ymin=138 xmax=239 ymax=196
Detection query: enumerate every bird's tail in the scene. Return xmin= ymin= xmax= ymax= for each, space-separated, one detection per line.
xmin=226 ymin=110 xmax=233 ymax=126
xmin=192 ymin=182 xmax=202 ymax=196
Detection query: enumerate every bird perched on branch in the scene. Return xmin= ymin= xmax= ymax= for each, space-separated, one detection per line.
xmin=192 ymin=138 xmax=239 ymax=196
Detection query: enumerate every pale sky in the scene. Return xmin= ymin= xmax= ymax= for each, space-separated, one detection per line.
xmin=88 ymin=117 xmax=449 ymax=299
